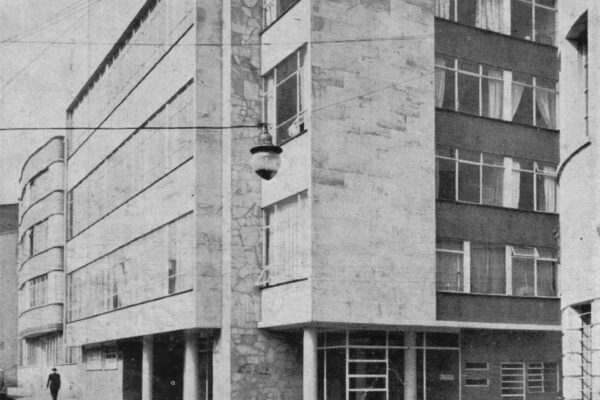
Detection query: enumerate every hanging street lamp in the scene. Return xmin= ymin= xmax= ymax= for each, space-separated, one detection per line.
xmin=250 ymin=123 xmax=282 ymax=180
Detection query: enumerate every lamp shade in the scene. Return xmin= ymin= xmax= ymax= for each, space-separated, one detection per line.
xmin=250 ymin=125 xmax=282 ymax=180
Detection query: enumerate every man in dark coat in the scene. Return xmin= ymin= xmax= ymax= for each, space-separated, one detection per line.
xmin=46 ymin=368 xmax=61 ymax=400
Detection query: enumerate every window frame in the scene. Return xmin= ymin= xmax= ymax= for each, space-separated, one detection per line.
xmin=262 ymin=45 xmax=308 ymax=145
xmin=510 ymin=246 xmax=558 ymax=297
xmin=260 ymin=191 xmax=310 ymax=287
xmin=435 ymin=146 xmax=557 ymax=213
xmin=435 ymin=239 xmax=467 ymax=292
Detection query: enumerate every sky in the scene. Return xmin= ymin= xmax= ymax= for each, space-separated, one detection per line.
xmin=0 ymin=0 xmax=145 ymax=204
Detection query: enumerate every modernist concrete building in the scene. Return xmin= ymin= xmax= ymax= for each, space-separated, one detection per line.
xmin=558 ymin=2 xmax=599 ymax=400
xmin=0 ymin=204 xmax=18 ymax=388
xmin=12 ymin=0 xmax=561 ymax=399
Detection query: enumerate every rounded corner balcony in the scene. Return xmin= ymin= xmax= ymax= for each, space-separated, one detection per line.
xmin=19 ymin=136 xmax=65 ymax=195
xmin=18 ymin=303 xmax=64 ymax=339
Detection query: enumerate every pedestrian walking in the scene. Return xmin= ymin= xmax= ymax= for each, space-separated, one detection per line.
xmin=46 ymin=368 xmax=61 ymax=400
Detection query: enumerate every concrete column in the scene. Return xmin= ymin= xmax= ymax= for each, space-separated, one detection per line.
xmin=404 ymin=332 xmax=417 ymax=400
xmin=142 ymin=336 xmax=153 ymax=400
xmin=303 ymin=329 xmax=318 ymax=400
xmin=183 ymin=331 xmax=199 ymax=400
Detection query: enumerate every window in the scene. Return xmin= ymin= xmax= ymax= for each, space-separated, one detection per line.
xmin=574 ymin=303 xmax=592 ymax=399
xmin=28 ymin=228 xmax=34 ymax=257
xmin=263 ymin=0 xmax=300 ymax=27
xmin=465 ymin=362 xmax=489 ymax=370
xmin=436 ymin=239 xmax=465 ymax=291
xmin=260 ymin=191 xmax=309 ymax=286
xmin=511 ymin=0 xmax=555 ymax=45
xmin=436 ymin=0 xmax=505 ymax=32
xmin=68 ymin=83 xmax=194 ymax=238
xmin=436 ymin=240 xmax=556 ymax=297
xmin=85 ymin=345 xmax=117 ymax=370
xmin=502 ymin=363 xmax=525 ymax=398
xmin=85 ymin=347 xmax=102 ymax=370
xmin=436 ymin=55 xmax=558 ymax=128
xmin=511 ymin=246 xmax=557 ymax=296
xmin=435 ymin=56 xmax=504 ymax=119
xmin=29 ymin=275 xmax=48 ymax=308
xmin=512 ymin=73 xmax=557 ymax=129
xmin=318 ymin=331 xmax=459 ymax=400
xmin=436 ymin=147 xmax=557 ymax=212
xmin=470 ymin=243 xmax=506 ymax=294
xmin=103 ymin=344 xmax=118 ymax=369
xmin=527 ymin=362 xmax=558 ymax=393
xmin=466 ymin=378 xmax=489 ymax=387
xmin=68 ymin=214 xmax=194 ymax=321
xmin=263 ymin=46 xmax=307 ymax=145
xmin=567 ymin=12 xmax=588 ymax=136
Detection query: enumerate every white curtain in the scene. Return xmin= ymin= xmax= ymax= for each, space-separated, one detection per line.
xmin=536 ymin=88 xmax=554 ymax=128
xmin=476 ymin=0 xmax=503 ymax=31
xmin=511 ymin=160 xmax=521 ymax=208
xmin=511 ymin=83 xmax=525 ymax=120
xmin=543 ymin=166 xmax=556 ymax=212
xmin=486 ymin=70 xmax=503 ymax=118
xmin=435 ymin=68 xmax=446 ymax=108
xmin=436 ymin=0 xmax=451 ymax=18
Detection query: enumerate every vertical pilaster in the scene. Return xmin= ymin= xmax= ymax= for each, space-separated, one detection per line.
xmin=404 ymin=332 xmax=417 ymax=400
xmin=183 ymin=331 xmax=199 ymax=400
xmin=303 ymin=329 xmax=318 ymax=400
xmin=142 ymin=336 xmax=153 ymax=400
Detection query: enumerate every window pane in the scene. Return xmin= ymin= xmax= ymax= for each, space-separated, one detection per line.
xmin=513 ymin=257 xmax=535 ymax=296
xmin=436 ymin=251 xmax=463 ymax=291
xmin=349 ymin=393 xmax=386 ymax=400
xmin=349 ymin=362 xmax=387 ymax=375
xmin=535 ymin=87 xmax=556 ymax=129
xmin=511 ymin=0 xmax=533 ymax=40
xmin=436 ymin=158 xmax=456 ymax=200
xmin=326 ymin=349 xmax=346 ymax=400
xmin=471 ymin=244 xmax=506 ymax=294
xmin=482 ymin=72 xmax=503 ymax=119
xmin=458 ymin=162 xmax=480 ymax=203
xmin=276 ymin=52 xmax=297 ymax=83
xmin=349 ymin=331 xmax=386 ymax=346
xmin=276 ymin=75 xmax=298 ymax=126
xmin=436 ymin=66 xmax=456 ymax=110
xmin=349 ymin=348 xmax=386 ymax=360
xmin=535 ymin=6 xmax=555 ymax=45
xmin=457 ymin=0 xmax=476 ymax=25
xmin=513 ymin=169 xmax=534 ymax=210
xmin=536 ymin=172 xmax=556 ymax=212
xmin=278 ymin=0 xmax=298 ymax=15
xmin=482 ymin=165 xmax=504 ymax=206
xmin=537 ymin=260 xmax=557 ymax=296
xmin=388 ymin=349 xmax=404 ymax=400
xmin=458 ymin=73 xmax=480 ymax=115
xmin=512 ymin=84 xmax=533 ymax=125
xmin=349 ymin=377 xmax=386 ymax=389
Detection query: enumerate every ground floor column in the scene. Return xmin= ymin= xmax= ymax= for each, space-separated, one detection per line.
xmin=303 ymin=329 xmax=318 ymax=400
xmin=183 ymin=331 xmax=199 ymax=400
xmin=142 ymin=335 xmax=153 ymax=400
xmin=404 ymin=332 xmax=417 ymax=400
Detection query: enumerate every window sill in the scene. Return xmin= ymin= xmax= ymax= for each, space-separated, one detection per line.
xmin=260 ymin=0 xmax=302 ymax=36
xmin=436 ymin=198 xmax=558 ymax=217
xmin=434 ymin=17 xmax=558 ymax=51
xmin=437 ymin=290 xmax=559 ymax=300
xmin=435 ymin=108 xmax=559 ymax=133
